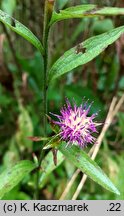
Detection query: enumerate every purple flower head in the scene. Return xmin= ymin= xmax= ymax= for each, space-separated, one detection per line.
xmin=51 ymin=99 xmax=101 ymax=148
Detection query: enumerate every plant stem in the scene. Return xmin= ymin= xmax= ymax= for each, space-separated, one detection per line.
xmin=42 ymin=0 xmax=55 ymax=149
xmin=43 ymin=2 xmax=49 ymax=138
xmin=35 ymin=0 xmax=54 ymax=200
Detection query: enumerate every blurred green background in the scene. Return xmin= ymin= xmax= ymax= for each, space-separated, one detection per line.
xmin=0 ymin=0 xmax=124 ymax=200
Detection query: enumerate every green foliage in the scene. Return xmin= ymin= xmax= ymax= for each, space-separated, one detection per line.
xmin=3 ymin=187 xmax=31 ymax=200
xmin=58 ymin=142 xmax=120 ymax=195
xmin=1 ymin=0 xmax=16 ymax=16
xmin=18 ymin=52 xmax=44 ymax=90
xmin=50 ymin=5 xmax=124 ymax=25
xmin=0 ymin=85 xmax=13 ymax=107
xmin=57 ymin=0 xmax=69 ymax=10
xmin=39 ymin=150 xmax=64 ymax=188
xmin=49 ymin=26 xmax=124 ymax=82
xmin=3 ymin=138 xmax=20 ymax=167
xmin=0 ymin=0 xmax=124 ymax=200
xmin=0 ymin=9 xmax=44 ymax=53
xmin=118 ymin=113 xmax=124 ymax=138
xmin=105 ymin=55 xmax=120 ymax=90
xmin=116 ymin=155 xmax=124 ymax=199
xmin=92 ymin=19 xmax=114 ymax=34
xmin=0 ymin=160 xmax=35 ymax=199
xmin=15 ymin=104 xmax=33 ymax=151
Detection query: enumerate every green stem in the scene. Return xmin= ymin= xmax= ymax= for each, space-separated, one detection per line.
xmin=42 ymin=0 xmax=55 ymax=148
xmin=35 ymin=0 xmax=54 ymax=200
xmin=43 ymin=2 xmax=49 ymax=138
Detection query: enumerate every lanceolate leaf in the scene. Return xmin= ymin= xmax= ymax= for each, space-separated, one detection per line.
xmin=0 ymin=10 xmax=44 ymax=54
xmin=58 ymin=142 xmax=120 ymax=195
xmin=50 ymin=5 xmax=124 ymax=25
xmin=49 ymin=26 xmax=124 ymax=82
xmin=39 ymin=150 xmax=64 ymax=188
xmin=0 ymin=160 xmax=36 ymax=199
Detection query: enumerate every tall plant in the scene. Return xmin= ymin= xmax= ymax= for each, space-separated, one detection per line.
xmin=0 ymin=0 xmax=124 ymax=199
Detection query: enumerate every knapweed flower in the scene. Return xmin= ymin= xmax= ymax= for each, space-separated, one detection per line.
xmin=51 ymin=99 xmax=101 ymax=148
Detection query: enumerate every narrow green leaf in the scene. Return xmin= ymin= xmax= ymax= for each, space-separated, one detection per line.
xmin=50 ymin=5 xmax=124 ymax=25
xmin=58 ymin=142 xmax=120 ymax=195
xmin=0 ymin=9 xmax=44 ymax=54
xmin=49 ymin=26 xmax=124 ymax=82
xmin=0 ymin=160 xmax=35 ymax=199
xmin=39 ymin=150 xmax=64 ymax=188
